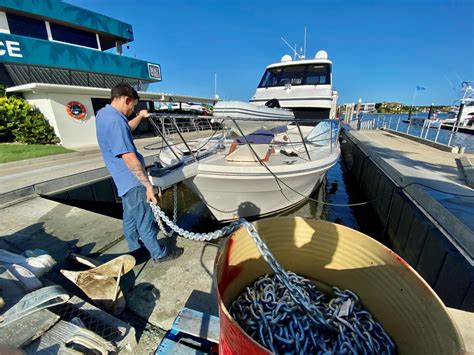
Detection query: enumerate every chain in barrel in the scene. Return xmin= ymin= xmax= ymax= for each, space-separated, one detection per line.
xmin=149 ymin=190 xmax=394 ymax=353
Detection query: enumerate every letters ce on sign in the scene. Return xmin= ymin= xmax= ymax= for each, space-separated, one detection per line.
xmin=148 ymin=63 xmax=161 ymax=81
xmin=0 ymin=40 xmax=22 ymax=58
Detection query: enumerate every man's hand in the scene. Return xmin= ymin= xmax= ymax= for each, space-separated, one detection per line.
xmin=137 ymin=109 xmax=150 ymax=119
xmin=128 ymin=110 xmax=150 ymax=131
xmin=146 ymin=186 xmax=158 ymax=204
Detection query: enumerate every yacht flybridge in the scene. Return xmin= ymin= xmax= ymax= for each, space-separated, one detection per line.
xmin=250 ymin=50 xmax=338 ymax=121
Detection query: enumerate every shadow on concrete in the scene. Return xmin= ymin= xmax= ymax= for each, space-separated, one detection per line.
xmin=0 ymin=222 xmax=95 ymax=266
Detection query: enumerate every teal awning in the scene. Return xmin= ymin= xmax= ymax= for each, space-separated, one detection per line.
xmin=0 ymin=33 xmax=161 ymax=82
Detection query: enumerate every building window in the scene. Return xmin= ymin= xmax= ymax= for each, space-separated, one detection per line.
xmin=50 ymin=22 xmax=98 ymax=49
xmin=6 ymin=13 xmax=48 ymax=40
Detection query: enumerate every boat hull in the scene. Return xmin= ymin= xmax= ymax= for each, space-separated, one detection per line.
xmin=184 ymin=155 xmax=337 ymax=221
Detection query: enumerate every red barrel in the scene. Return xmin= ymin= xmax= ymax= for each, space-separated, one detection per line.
xmin=214 ymin=217 xmax=464 ymax=354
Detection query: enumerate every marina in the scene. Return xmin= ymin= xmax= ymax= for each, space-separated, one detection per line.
xmin=0 ymin=0 xmax=473 ymax=353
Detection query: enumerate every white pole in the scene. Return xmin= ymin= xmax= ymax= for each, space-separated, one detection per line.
xmin=214 ymin=73 xmax=217 ymax=99
xmin=420 ymin=119 xmax=425 ymax=137
xmin=424 ymin=121 xmax=431 ymax=139
xmin=304 ymin=26 xmax=307 ymax=59
xmin=396 ymin=117 xmax=401 ymax=131
xmin=435 ymin=122 xmax=441 ymax=143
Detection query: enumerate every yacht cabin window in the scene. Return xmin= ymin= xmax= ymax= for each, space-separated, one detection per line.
xmin=278 ymin=65 xmax=305 ymax=86
xmin=306 ymin=65 xmax=330 ymax=85
xmin=258 ymin=63 xmax=331 ymax=88
xmin=259 ymin=68 xmax=282 ymax=87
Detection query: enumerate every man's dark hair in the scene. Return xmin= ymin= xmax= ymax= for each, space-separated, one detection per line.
xmin=111 ymin=84 xmax=139 ymax=101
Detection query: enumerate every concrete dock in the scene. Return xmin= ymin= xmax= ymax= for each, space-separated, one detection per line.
xmin=341 ymin=128 xmax=474 ymax=310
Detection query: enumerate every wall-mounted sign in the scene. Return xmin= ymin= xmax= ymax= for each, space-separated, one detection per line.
xmin=148 ymin=63 xmax=161 ymax=80
xmin=0 ymin=40 xmax=22 ymax=58
xmin=66 ymin=101 xmax=87 ymax=120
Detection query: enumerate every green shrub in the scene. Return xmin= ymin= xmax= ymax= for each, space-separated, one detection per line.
xmin=0 ymin=96 xmax=59 ymax=144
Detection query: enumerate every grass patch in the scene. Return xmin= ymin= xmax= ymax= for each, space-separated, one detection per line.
xmin=0 ymin=143 xmax=73 ymax=163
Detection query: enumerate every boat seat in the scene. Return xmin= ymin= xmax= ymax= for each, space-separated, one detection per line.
xmin=226 ymin=144 xmax=273 ymax=162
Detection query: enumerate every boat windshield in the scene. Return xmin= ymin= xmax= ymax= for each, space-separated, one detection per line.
xmin=258 ymin=64 xmax=331 ymax=88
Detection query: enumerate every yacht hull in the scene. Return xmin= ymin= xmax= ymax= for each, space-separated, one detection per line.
xmin=184 ymin=155 xmax=337 ymax=221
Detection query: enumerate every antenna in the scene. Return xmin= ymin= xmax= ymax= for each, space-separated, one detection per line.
xmin=214 ymin=73 xmax=219 ymax=100
xmin=281 ymin=37 xmax=298 ymax=59
xmin=454 ymin=71 xmax=463 ymax=84
xmin=444 ymin=75 xmax=458 ymax=94
xmin=304 ymin=26 xmax=307 ymax=59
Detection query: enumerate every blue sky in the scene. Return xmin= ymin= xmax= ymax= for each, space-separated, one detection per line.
xmin=70 ymin=0 xmax=473 ymax=105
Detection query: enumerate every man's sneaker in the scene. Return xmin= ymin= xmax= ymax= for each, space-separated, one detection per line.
xmin=152 ymin=247 xmax=184 ymax=264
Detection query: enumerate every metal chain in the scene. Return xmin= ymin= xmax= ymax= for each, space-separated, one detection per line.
xmin=242 ymin=221 xmax=333 ymax=331
xmin=149 ymin=192 xmax=394 ymax=353
xmin=230 ymin=273 xmax=395 ymax=354
xmin=150 ymin=192 xmax=243 ymax=242
xmin=154 ymin=184 xmax=180 ymax=238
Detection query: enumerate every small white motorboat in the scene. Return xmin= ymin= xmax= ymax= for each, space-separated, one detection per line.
xmin=149 ymin=119 xmax=340 ymax=221
xmin=213 ymin=100 xmax=294 ymax=134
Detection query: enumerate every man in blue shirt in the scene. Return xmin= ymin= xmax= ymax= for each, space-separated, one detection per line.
xmin=96 ymin=84 xmax=183 ymax=263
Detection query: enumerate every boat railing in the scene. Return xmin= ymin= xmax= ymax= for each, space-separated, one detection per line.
xmin=148 ymin=114 xmax=341 ymax=162
xmin=148 ymin=113 xmax=217 ymax=136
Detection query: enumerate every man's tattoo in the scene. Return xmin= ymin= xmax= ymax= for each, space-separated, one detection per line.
xmin=130 ymin=165 xmax=152 ymax=188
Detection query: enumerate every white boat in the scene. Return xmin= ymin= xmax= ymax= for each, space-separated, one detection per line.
xmin=149 ymin=119 xmax=340 ymax=221
xmin=249 ymin=50 xmax=338 ymax=121
xmin=212 ymin=100 xmax=294 ymax=134
xmin=440 ymin=81 xmax=474 ymax=127
xmin=148 ymin=49 xmax=341 ymax=222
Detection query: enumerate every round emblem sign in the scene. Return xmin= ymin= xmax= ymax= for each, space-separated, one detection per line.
xmin=66 ymin=101 xmax=87 ymax=120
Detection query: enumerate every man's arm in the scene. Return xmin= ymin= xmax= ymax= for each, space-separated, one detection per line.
xmin=122 ymin=152 xmax=157 ymax=204
xmin=128 ymin=110 xmax=150 ymax=131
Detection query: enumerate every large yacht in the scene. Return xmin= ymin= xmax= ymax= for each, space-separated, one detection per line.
xmin=249 ymin=50 xmax=338 ymax=121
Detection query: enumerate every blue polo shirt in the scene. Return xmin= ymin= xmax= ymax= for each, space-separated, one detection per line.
xmin=96 ymin=104 xmax=145 ymax=197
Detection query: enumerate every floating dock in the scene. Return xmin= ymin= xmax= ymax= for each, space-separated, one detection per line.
xmin=341 ymin=128 xmax=473 ymax=311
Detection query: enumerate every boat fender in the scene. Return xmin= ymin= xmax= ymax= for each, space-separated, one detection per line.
xmin=265 ymin=98 xmax=281 ymax=108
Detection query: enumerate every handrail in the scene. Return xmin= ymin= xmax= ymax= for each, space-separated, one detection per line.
xmin=294 ymin=120 xmax=312 ymax=161
xmin=148 ymin=113 xmax=340 ymax=161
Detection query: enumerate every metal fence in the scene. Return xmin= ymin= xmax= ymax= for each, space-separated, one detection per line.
xmin=348 ymin=115 xmax=460 ymax=147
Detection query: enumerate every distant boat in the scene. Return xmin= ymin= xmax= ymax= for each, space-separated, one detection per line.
xmin=439 ymin=81 xmax=474 ymax=127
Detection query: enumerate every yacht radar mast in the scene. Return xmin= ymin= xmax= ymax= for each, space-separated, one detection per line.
xmin=281 ymin=26 xmax=308 ymax=61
